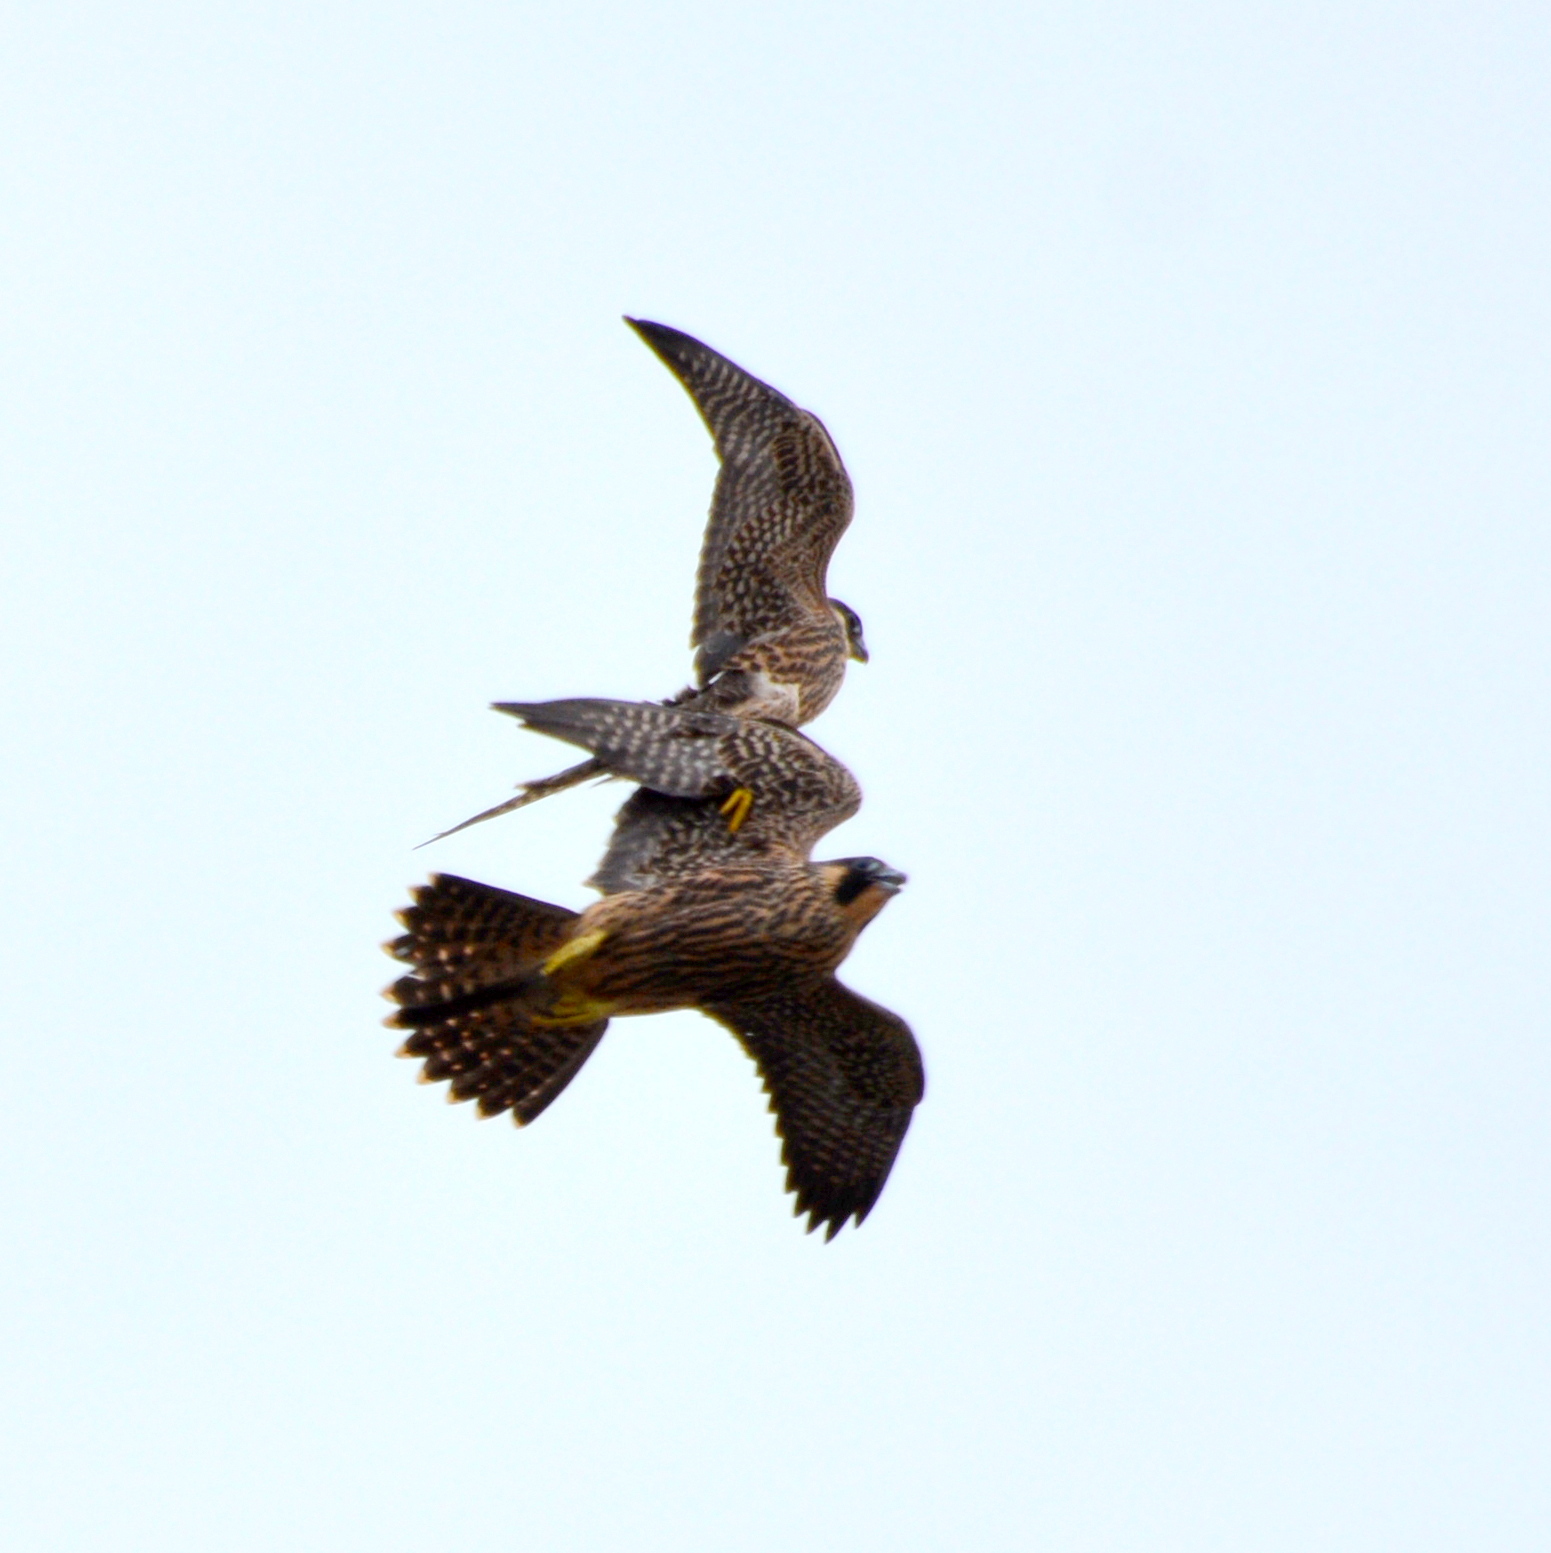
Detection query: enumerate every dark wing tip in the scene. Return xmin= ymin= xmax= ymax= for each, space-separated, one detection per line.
xmin=624 ymin=318 xmax=798 ymax=422
xmin=714 ymin=983 xmax=923 ymax=1242
xmin=623 ymin=318 xmax=728 ymax=393
xmin=623 ymin=317 xmax=701 ymax=371
xmin=623 ymin=315 xmax=684 ymax=350
xmin=795 ymin=1182 xmax=878 ymax=1242
xmin=803 ymin=1206 xmax=855 ymax=1242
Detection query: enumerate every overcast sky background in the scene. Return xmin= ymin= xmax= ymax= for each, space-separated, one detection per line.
xmin=3 ymin=3 xmax=1548 ymax=1548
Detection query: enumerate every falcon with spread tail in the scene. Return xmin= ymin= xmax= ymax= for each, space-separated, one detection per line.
xmin=387 ymin=700 xmax=923 ymax=1239
xmin=432 ymin=318 xmax=869 ymax=841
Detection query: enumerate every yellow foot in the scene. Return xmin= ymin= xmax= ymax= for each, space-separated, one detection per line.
xmin=531 ymin=991 xmax=616 ymax=1027
xmin=542 ymin=929 xmax=608 ymax=977
xmin=719 ymin=786 xmax=754 ymax=834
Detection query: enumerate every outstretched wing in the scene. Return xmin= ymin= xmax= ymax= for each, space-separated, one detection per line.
xmin=384 ymin=873 xmax=607 ymax=1125
xmin=496 ymin=699 xmax=862 ymax=889
xmin=705 ymin=980 xmax=924 ymax=1240
xmin=627 ymin=318 xmax=854 ymax=678
xmin=494 ymin=699 xmax=739 ymax=799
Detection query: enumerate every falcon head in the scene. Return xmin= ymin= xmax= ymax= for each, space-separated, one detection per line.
xmin=822 ymin=856 xmax=907 ymax=929
xmin=829 ymin=599 xmax=869 ymax=664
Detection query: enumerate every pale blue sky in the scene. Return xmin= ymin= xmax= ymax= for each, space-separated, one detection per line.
xmin=3 ymin=3 xmax=1548 ymax=1548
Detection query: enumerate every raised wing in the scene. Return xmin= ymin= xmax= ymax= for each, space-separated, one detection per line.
xmin=705 ymin=980 xmax=924 ymax=1239
xmin=627 ymin=318 xmax=854 ymax=678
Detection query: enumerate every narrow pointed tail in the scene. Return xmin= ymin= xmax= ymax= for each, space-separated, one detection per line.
xmin=417 ymin=757 xmax=606 ymax=847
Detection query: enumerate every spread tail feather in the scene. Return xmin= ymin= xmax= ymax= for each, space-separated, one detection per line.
xmin=384 ymin=873 xmax=608 ymax=1124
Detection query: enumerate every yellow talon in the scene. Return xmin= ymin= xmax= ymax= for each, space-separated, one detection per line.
xmin=542 ymin=929 xmax=608 ymax=977
xmin=531 ymin=991 xmax=616 ymax=1027
xmin=719 ymin=786 xmax=754 ymax=834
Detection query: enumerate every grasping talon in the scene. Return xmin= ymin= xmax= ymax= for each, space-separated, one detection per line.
xmin=719 ymin=786 xmax=754 ymax=834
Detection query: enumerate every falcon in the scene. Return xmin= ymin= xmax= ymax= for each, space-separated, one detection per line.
xmin=386 ymin=703 xmax=923 ymax=1238
xmin=430 ymin=318 xmax=869 ymax=841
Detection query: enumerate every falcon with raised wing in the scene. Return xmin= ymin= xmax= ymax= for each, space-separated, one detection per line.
xmin=430 ymin=318 xmax=869 ymax=841
xmin=637 ymin=316 xmax=867 ymax=724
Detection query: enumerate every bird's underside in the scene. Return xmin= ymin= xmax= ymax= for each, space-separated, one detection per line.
xmin=385 ymin=869 xmax=922 ymax=1238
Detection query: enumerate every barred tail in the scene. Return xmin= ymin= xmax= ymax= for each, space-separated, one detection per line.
xmin=384 ymin=873 xmax=607 ymax=1125
xmin=493 ymin=698 xmax=736 ymax=797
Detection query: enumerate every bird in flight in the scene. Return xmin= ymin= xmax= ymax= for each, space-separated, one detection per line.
xmin=387 ymin=700 xmax=923 ymax=1238
xmin=428 ymin=318 xmax=869 ymax=842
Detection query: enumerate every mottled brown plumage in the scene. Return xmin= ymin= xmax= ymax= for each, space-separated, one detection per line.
xmin=388 ymin=322 xmax=921 ymax=1235
xmin=705 ymin=983 xmax=922 ymax=1235
xmin=386 ymin=875 xmax=607 ymax=1126
xmin=385 ymin=857 xmax=920 ymax=1238
xmin=492 ymin=698 xmax=860 ymax=892
xmin=427 ymin=319 xmax=867 ymax=844
xmin=635 ymin=316 xmax=866 ymax=717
